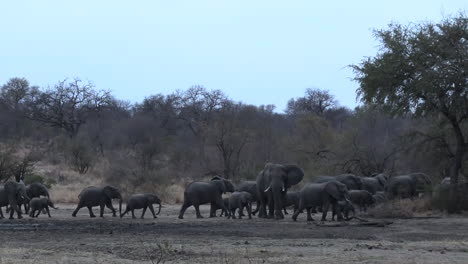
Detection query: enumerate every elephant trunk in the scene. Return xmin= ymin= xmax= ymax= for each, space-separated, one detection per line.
xmin=156 ymin=202 xmax=161 ymax=215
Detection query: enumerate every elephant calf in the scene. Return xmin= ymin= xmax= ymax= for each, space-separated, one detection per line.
xmin=121 ymin=193 xmax=162 ymax=219
xmin=29 ymin=197 xmax=57 ymax=218
xmin=228 ymin=192 xmax=253 ymax=219
xmin=283 ymin=191 xmax=300 ymax=215
xmin=349 ymin=190 xmax=375 ymax=212
xmin=332 ymin=200 xmax=355 ymax=221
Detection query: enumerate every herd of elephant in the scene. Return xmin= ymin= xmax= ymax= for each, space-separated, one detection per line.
xmin=0 ymin=163 xmax=432 ymax=221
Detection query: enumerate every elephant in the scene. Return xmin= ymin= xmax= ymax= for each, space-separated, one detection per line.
xmin=292 ymin=180 xmax=349 ymax=222
xmin=72 ymin=185 xmax=122 ymax=217
xmin=228 ymin=191 xmax=253 ymax=219
xmin=235 ymin=181 xmax=260 ymax=215
xmin=313 ymin=173 xmax=363 ymax=190
xmin=373 ymin=191 xmax=387 ymax=204
xmin=120 ymin=193 xmax=162 ymax=219
xmin=282 ymin=191 xmax=300 ymax=215
xmin=178 ymin=176 xmax=235 ymax=219
xmin=0 ymin=181 xmax=30 ymax=219
xmin=362 ymin=173 xmax=388 ymax=194
xmin=29 ymin=197 xmax=57 ymax=218
xmin=386 ymin=172 xmax=432 ymax=199
xmin=256 ymin=163 xmax=304 ymax=220
xmin=214 ymin=197 xmax=230 ymax=217
xmin=348 ymin=190 xmax=375 ymax=212
xmin=332 ymin=199 xmax=355 ymax=221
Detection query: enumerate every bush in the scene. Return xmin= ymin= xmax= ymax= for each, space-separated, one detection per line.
xmin=24 ymin=173 xmax=57 ymax=189
xmin=367 ymin=198 xmax=432 ymax=218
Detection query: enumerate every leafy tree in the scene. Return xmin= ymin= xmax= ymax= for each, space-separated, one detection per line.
xmin=286 ymin=88 xmax=337 ymax=115
xmin=352 ymin=14 xmax=467 ymax=212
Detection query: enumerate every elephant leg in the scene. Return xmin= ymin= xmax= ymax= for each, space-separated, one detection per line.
xmin=46 ymin=207 xmax=51 ymax=217
xmin=105 ymin=200 xmax=117 ymax=217
xmin=267 ymin=195 xmax=275 ymax=219
xmin=141 ymin=206 xmax=147 ymax=219
xmin=252 ymin=202 xmax=259 ymax=216
xmin=120 ymin=207 xmax=129 ymax=218
xmin=321 ymin=203 xmax=330 ymax=221
xmin=306 ymin=208 xmax=314 ymax=221
xmin=178 ymin=200 xmax=191 ymax=219
xmin=231 ymin=208 xmax=236 ymax=219
xmin=87 ymin=206 xmax=96 ymax=218
xmin=131 ymin=209 xmax=136 ymax=219
xmin=209 ymin=202 xmax=217 ymax=218
xmin=72 ymin=201 xmax=85 ymax=217
xmin=0 ymin=208 xmax=3 ymax=219
xmin=35 ymin=209 xmax=41 ymax=218
xmin=29 ymin=209 xmax=34 ymax=218
xmin=247 ymin=203 xmax=252 ymax=219
xmin=194 ymin=204 xmax=203 ymax=218
xmin=100 ymin=203 xmax=105 ymax=217
xmin=148 ymin=204 xmax=157 ymax=218
xmin=258 ymin=194 xmax=268 ymax=218
xmin=283 ymin=207 xmax=289 ymax=215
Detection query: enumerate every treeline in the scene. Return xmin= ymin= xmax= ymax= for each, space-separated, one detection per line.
xmin=0 ymin=77 xmax=459 ymax=191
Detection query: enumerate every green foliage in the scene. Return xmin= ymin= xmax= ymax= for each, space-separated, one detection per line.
xmin=23 ymin=173 xmax=57 ymax=189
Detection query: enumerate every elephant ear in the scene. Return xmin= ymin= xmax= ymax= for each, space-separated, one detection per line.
xmin=103 ymin=186 xmax=114 ymax=199
xmin=325 ymin=181 xmax=342 ymax=201
xmin=211 ymin=176 xmax=222 ymax=181
xmin=282 ymin=165 xmax=304 ymax=188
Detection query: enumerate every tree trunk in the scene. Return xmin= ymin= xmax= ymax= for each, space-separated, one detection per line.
xmin=447 ymin=120 xmax=466 ymax=214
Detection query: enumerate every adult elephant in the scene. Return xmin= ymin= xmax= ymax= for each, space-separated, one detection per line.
xmin=292 ymin=180 xmax=349 ymax=222
xmin=72 ymin=185 xmax=122 ymax=217
xmin=256 ymin=163 xmax=304 ymax=220
xmin=313 ymin=173 xmax=362 ymax=190
xmin=178 ymin=176 xmax=235 ymax=219
xmin=362 ymin=173 xmax=388 ymax=194
xmin=386 ymin=172 xmax=432 ymax=199
xmin=0 ymin=181 xmax=30 ymax=219
xmin=235 ymin=181 xmax=260 ymax=215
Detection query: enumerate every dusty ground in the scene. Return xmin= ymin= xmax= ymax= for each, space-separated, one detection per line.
xmin=0 ymin=204 xmax=467 ymax=263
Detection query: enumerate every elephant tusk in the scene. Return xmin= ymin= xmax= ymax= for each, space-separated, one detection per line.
xmin=264 ymin=186 xmax=271 ymax=192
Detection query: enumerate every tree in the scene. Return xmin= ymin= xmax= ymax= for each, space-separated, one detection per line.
xmin=286 ymin=88 xmax=337 ymax=115
xmin=352 ymin=14 xmax=467 ymax=212
xmin=28 ymin=79 xmax=112 ymax=137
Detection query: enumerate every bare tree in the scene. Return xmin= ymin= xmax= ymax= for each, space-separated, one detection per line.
xmin=28 ymin=79 xmax=112 ymax=137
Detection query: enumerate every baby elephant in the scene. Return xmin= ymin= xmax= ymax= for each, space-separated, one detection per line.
xmin=228 ymin=191 xmax=253 ymax=219
xmin=29 ymin=197 xmax=57 ymax=218
xmin=121 ymin=193 xmax=162 ymax=219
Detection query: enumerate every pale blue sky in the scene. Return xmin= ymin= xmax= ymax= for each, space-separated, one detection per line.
xmin=1 ymin=1 xmax=466 ymax=111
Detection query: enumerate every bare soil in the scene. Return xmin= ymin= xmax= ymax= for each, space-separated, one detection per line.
xmin=0 ymin=204 xmax=467 ymax=263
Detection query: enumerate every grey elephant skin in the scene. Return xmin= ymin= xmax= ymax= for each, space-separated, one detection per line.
xmin=292 ymin=180 xmax=349 ymax=222
xmin=313 ymin=173 xmax=363 ymax=190
xmin=72 ymin=185 xmax=122 ymax=217
xmin=386 ymin=173 xmax=432 ymax=199
xmin=0 ymin=181 xmax=30 ymax=219
xmin=332 ymin=199 xmax=355 ymax=221
xmin=178 ymin=176 xmax=234 ymax=219
xmin=228 ymin=191 xmax=253 ymax=219
xmin=256 ymin=163 xmax=304 ymax=220
xmin=235 ymin=181 xmax=260 ymax=215
xmin=348 ymin=190 xmax=375 ymax=212
xmin=283 ymin=191 xmax=300 ymax=215
xmin=362 ymin=173 xmax=388 ymax=194
xmin=29 ymin=197 xmax=57 ymax=218
xmin=121 ymin=193 xmax=162 ymax=219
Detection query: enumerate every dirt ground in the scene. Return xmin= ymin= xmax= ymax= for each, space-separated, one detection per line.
xmin=0 ymin=204 xmax=467 ymax=264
